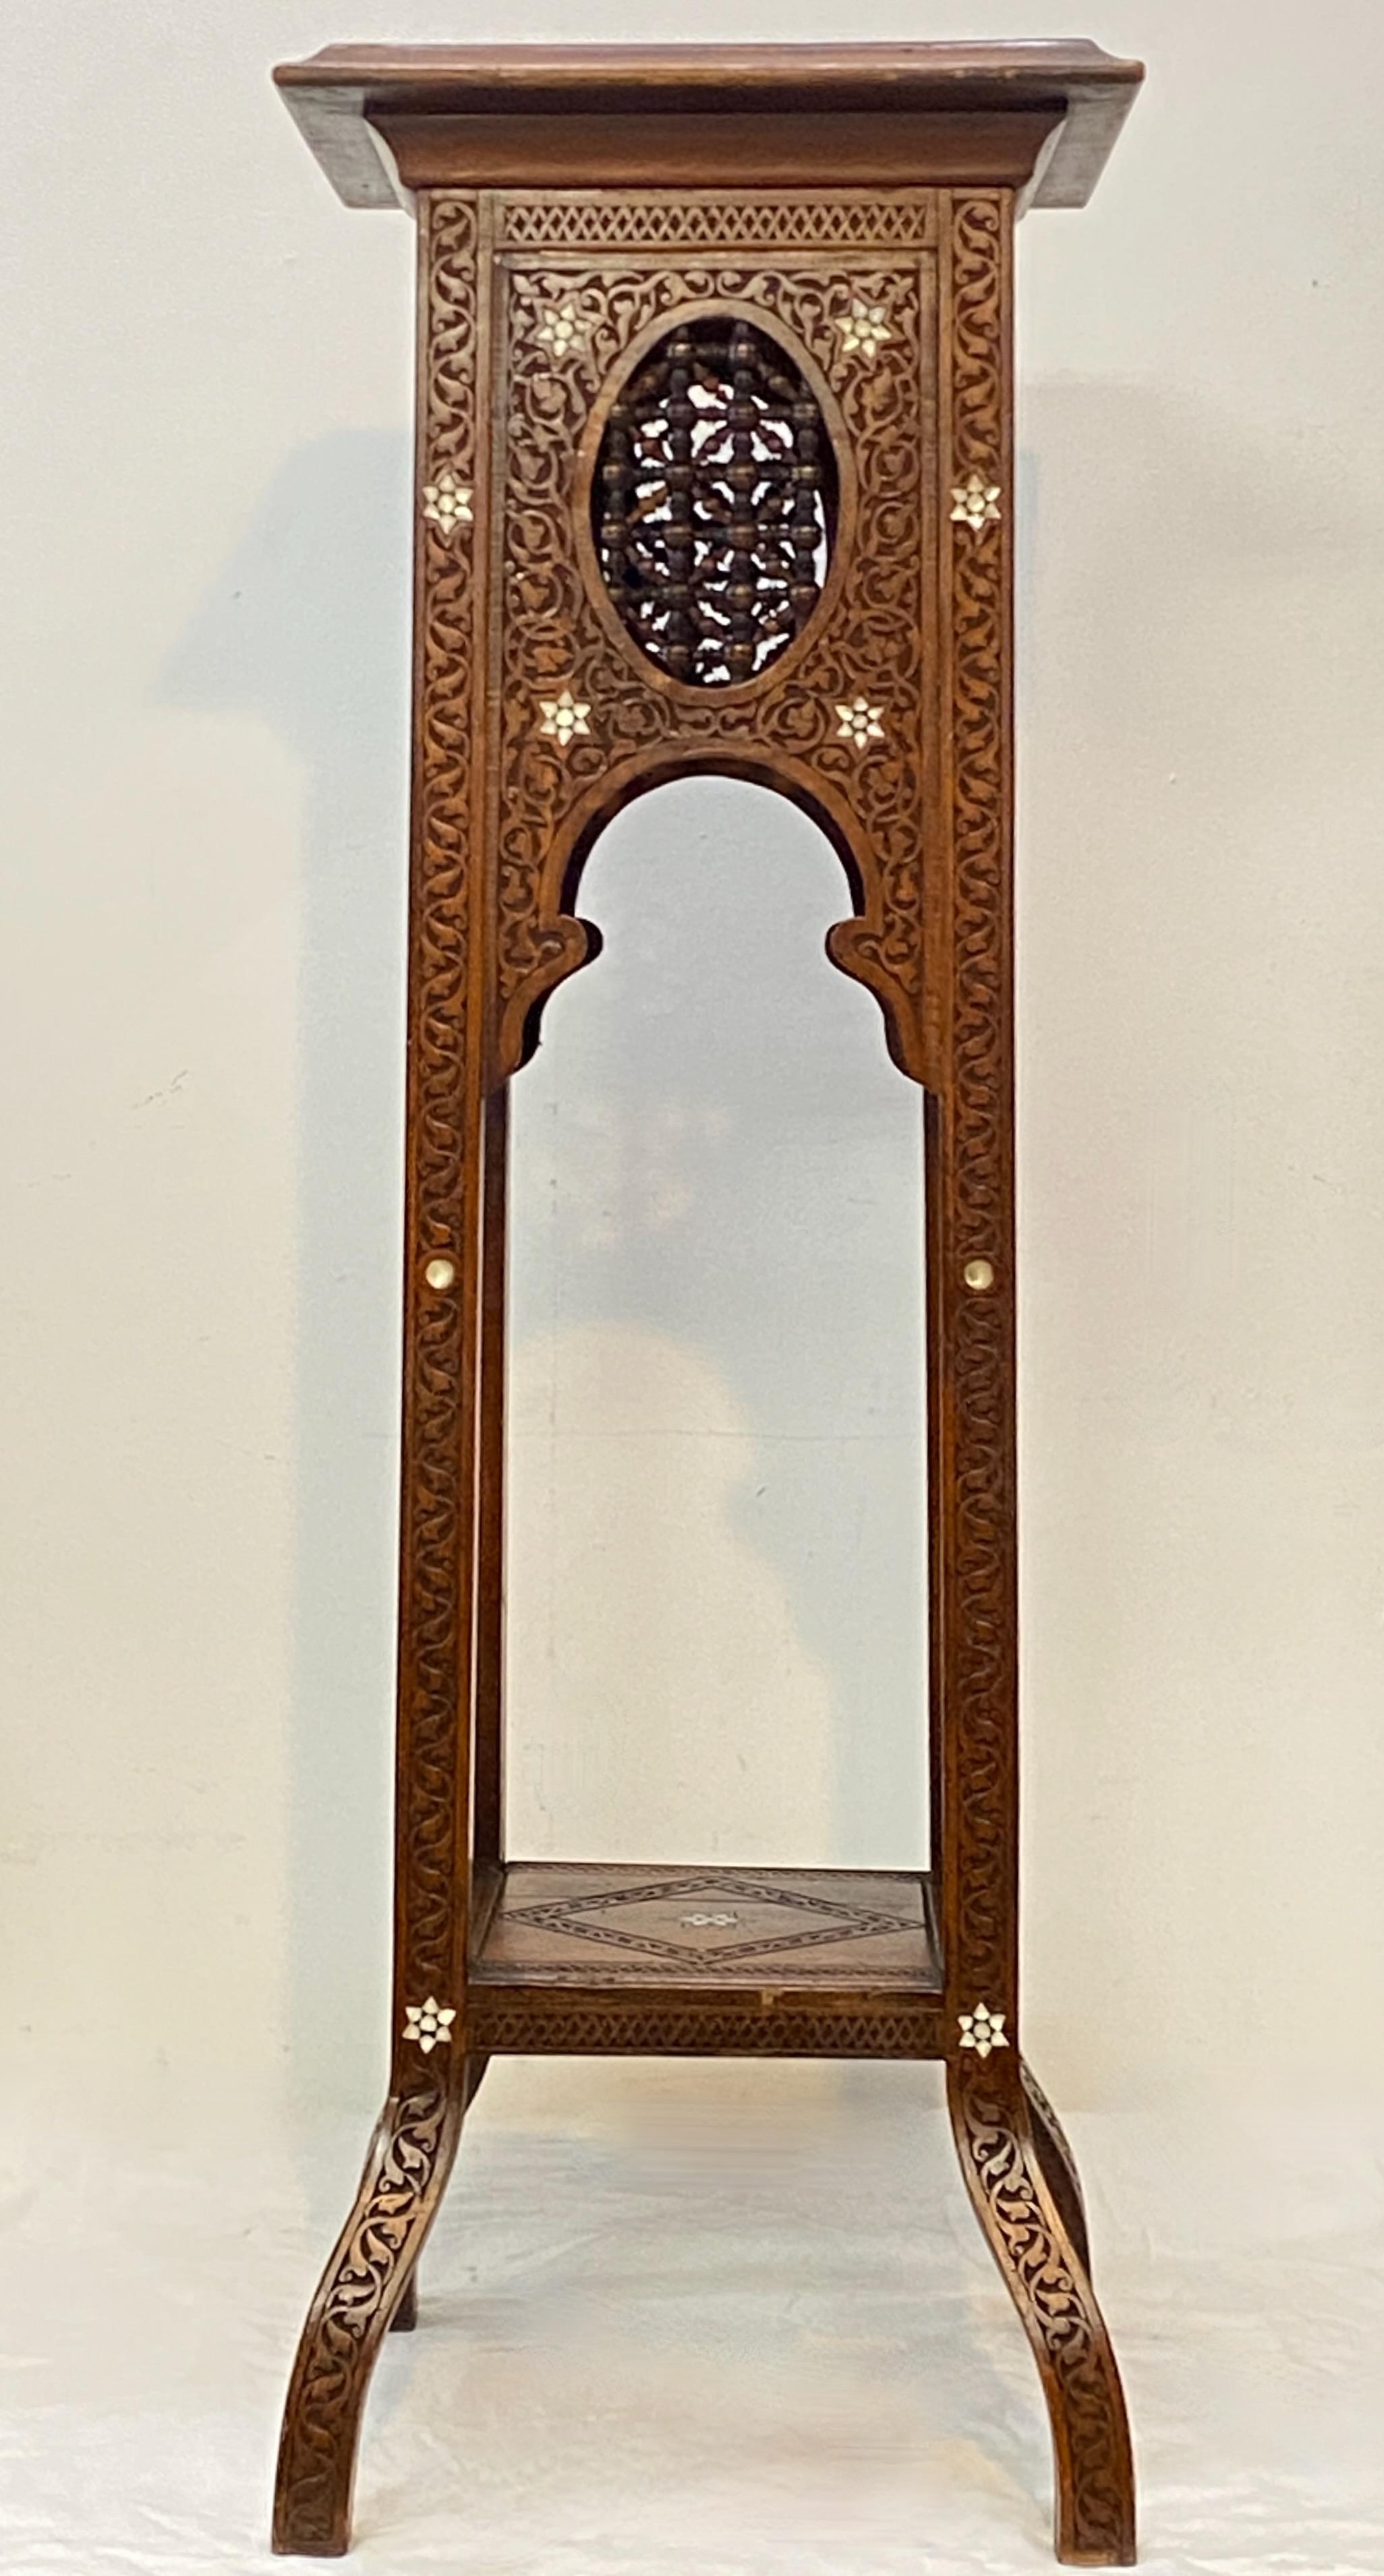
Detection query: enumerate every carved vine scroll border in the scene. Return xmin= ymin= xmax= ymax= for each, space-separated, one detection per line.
xmin=952 ymin=2072 xmax=1136 ymax=2561
xmin=397 ymin=192 xmax=480 ymax=2013
xmin=942 ymin=191 xmax=1018 ymax=2022
xmin=938 ymin=212 xmax=1138 ymax=2566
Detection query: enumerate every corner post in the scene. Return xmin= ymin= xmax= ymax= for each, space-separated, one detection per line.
xmin=272 ymin=191 xmax=489 ymax=2558
xmin=934 ymin=189 xmax=1134 ymax=2567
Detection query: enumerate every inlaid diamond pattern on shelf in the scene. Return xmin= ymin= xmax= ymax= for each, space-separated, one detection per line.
xmin=473 ymin=1863 xmax=941 ymax=1991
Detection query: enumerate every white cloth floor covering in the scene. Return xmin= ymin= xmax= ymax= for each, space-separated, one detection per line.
xmin=3 ymin=2072 xmax=1383 ymax=2574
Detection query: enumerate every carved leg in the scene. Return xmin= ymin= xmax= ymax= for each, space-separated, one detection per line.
xmin=948 ymin=2055 xmax=1134 ymax=2566
xmin=385 ymin=2053 xmax=490 ymax=2337
xmin=272 ymin=2074 xmax=465 ymax=2556
xmin=1021 ymin=2057 xmax=1091 ymax=2279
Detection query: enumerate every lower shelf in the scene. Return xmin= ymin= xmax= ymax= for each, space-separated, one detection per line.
xmin=473 ymin=1860 xmax=941 ymax=1988
xmin=466 ymin=1862 xmax=946 ymax=2059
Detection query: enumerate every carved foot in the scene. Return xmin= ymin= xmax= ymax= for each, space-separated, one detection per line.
xmin=272 ymin=2076 xmax=464 ymax=2556
xmin=948 ymin=2054 xmax=1134 ymax=2565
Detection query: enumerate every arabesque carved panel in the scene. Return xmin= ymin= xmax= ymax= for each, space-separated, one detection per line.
xmin=473 ymin=200 xmax=935 ymax=1081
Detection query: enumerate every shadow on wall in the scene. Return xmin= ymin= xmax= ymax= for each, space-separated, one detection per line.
xmin=163 ymin=430 xmax=412 ymax=2105
xmin=1013 ymin=376 xmax=1384 ymax=2101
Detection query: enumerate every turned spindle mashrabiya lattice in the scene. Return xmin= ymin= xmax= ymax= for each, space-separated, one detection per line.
xmin=270 ymin=40 xmax=1144 ymax=2566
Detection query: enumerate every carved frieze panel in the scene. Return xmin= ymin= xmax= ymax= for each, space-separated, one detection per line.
xmin=459 ymin=194 xmax=937 ymax=1082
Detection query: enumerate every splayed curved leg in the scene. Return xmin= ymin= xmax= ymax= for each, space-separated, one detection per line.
xmin=1020 ymin=2057 xmax=1091 ymax=2279
xmin=386 ymin=2053 xmax=490 ymax=2337
xmin=272 ymin=2073 xmax=465 ymax=2556
xmin=948 ymin=2054 xmax=1134 ymax=2565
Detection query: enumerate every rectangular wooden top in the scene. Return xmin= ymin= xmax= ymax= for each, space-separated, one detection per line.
xmin=275 ymin=40 xmax=1143 ymax=213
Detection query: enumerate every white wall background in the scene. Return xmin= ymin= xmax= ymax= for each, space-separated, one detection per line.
xmin=3 ymin=0 xmax=1383 ymax=2128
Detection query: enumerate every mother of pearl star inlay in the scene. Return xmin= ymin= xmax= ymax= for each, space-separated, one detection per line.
xmin=403 ymin=1997 xmax=455 ymax=2054
xmin=958 ymin=2002 xmax=1009 ymax=2059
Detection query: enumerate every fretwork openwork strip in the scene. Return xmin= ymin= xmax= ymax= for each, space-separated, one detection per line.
xmin=469 ymin=2000 xmax=946 ymax=2056
xmin=499 ymin=194 xmax=938 ymax=250
xmin=594 ymin=312 xmax=836 ymax=686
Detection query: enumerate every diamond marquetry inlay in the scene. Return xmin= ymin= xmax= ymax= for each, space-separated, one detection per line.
xmin=472 ymin=1864 xmax=941 ymax=1991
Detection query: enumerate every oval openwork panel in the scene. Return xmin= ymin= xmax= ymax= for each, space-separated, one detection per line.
xmin=592 ymin=312 xmax=839 ymax=689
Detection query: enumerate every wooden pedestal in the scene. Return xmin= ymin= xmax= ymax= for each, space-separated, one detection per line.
xmin=270 ymin=40 xmax=1144 ymax=2563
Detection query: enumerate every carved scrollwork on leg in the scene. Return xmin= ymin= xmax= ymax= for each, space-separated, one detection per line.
xmin=1022 ymin=2057 xmax=1092 ymax=2279
xmin=272 ymin=2080 xmax=464 ymax=2556
xmin=948 ymin=2055 xmax=1134 ymax=2567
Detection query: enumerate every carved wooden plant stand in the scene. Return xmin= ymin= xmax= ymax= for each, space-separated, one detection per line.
xmin=272 ymin=40 xmax=1145 ymax=2565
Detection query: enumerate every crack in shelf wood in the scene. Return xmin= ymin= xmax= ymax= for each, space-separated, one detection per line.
xmin=470 ymin=1862 xmax=942 ymax=1991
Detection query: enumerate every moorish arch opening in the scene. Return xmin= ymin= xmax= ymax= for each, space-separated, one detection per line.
xmin=504 ymin=773 xmax=929 ymax=1874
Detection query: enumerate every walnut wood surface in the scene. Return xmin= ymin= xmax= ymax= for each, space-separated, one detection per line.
xmin=272 ymin=73 xmax=1139 ymax=2560
xmin=272 ymin=2079 xmax=464 ymax=2554
xmin=1022 ymin=2056 xmax=1093 ymax=2279
xmin=273 ymin=42 xmax=1143 ymax=214
xmin=471 ymin=1863 xmax=942 ymax=1991
xmin=467 ymin=1985 xmax=950 ymax=2060
xmin=950 ymin=2057 xmax=1135 ymax=2563
xmin=376 ymin=109 xmax=1066 ymax=194
xmin=470 ymin=1084 xmax=507 ymax=1879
